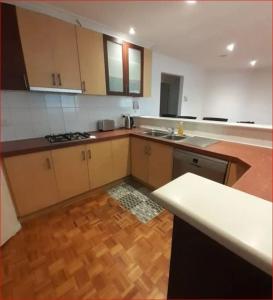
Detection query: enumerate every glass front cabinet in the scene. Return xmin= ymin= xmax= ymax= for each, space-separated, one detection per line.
xmin=103 ymin=35 xmax=144 ymax=97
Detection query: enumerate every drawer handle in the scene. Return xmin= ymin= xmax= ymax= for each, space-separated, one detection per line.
xmin=57 ymin=73 xmax=62 ymax=86
xmin=46 ymin=158 xmax=51 ymax=169
xmin=81 ymin=150 xmax=86 ymax=161
xmin=88 ymin=149 xmax=91 ymax=159
xmin=52 ymin=73 xmax=56 ymax=86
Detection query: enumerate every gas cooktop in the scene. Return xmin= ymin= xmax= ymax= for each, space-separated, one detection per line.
xmin=45 ymin=132 xmax=90 ymax=143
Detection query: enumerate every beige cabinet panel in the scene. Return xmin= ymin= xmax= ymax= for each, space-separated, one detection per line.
xmin=112 ymin=138 xmax=130 ymax=181
xmin=52 ymin=20 xmax=81 ymax=90
xmin=130 ymin=137 xmax=149 ymax=183
xmin=76 ymin=27 xmax=106 ymax=95
xmin=16 ymin=7 xmax=55 ymax=88
xmin=148 ymin=141 xmax=173 ymax=188
xmin=87 ymin=141 xmax=114 ymax=189
xmin=17 ymin=7 xmax=81 ymax=90
xmin=143 ymin=48 xmax=152 ymax=97
xmin=4 ymin=151 xmax=59 ymax=216
xmin=52 ymin=145 xmax=90 ymax=200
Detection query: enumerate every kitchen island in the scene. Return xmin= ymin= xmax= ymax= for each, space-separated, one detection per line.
xmin=152 ymin=173 xmax=272 ymax=298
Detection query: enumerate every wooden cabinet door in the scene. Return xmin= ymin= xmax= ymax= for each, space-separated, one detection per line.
xmin=4 ymin=151 xmax=59 ymax=216
xmin=52 ymin=19 xmax=81 ymax=90
xmin=16 ymin=7 xmax=56 ymax=89
xmin=112 ymin=138 xmax=130 ymax=181
xmin=148 ymin=141 xmax=173 ymax=189
xmin=126 ymin=43 xmax=144 ymax=97
xmin=87 ymin=141 xmax=114 ymax=189
xmin=131 ymin=137 xmax=149 ymax=183
xmin=1 ymin=3 xmax=28 ymax=90
xmin=76 ymin=27 xmax=106 ymax=95
xmin=143 ymin=48 xmax=152 ymax=97
xmin=51 ymin=145 xmax=90 ymax=200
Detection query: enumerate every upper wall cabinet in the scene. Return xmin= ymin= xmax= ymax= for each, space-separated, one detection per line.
xmin=16 ymin=7 xmax=81 ymax=93
xmin=103 ymin=35 xmax=147 ymax=97
xmin=76 ymin=27 xmax=106 ymax=95
xmin=1 ymin=3 xmax=28 ymax=90
xmin=143 ymin=48 xmax=152 ymax=97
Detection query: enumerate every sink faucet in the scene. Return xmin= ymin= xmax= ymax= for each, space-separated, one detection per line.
xmin=168 ymin=127 xmax=175 ymax=136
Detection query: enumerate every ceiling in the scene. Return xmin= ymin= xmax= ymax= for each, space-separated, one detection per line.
xmin=48 ymin=1 xmax=272 ymax=70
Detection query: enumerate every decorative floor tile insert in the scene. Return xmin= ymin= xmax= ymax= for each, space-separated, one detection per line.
xmin=107 ymin=182 xmax=164 ymax=224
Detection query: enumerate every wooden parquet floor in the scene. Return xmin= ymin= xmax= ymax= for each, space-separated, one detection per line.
xmin=0 ymin=192 xmax=173 ymax=299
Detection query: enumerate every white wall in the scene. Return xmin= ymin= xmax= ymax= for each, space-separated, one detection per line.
xmin=140 ymin=52 xmax=206 ymax=118
xmin=203 ymin=68 xmax=272 ymax=124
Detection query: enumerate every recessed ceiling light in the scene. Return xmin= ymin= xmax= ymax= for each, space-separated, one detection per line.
xmin=226 ymin=43 xmax=235 ymax=52
xmin=186 ymin=0 xmax=197 ymax=4
xmin=129 ymin=27 xmax=136 ymax=35
xmin=250 ymin=60 xmax=257 ymax=67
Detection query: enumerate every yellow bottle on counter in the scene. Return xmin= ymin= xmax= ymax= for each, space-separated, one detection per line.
xmin=177 ymin=121 xmax=184 ymax=136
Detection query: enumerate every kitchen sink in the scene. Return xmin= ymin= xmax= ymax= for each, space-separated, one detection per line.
xmin=144 ymin=131 xmax=168 ymax=137
xmin=163 ymin=135 xmax=187 ymax=141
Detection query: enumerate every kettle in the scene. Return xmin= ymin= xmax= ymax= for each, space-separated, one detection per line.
xmin=123 ymin=115 xmax=134 ymax=129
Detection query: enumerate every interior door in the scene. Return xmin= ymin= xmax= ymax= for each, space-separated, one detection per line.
xmin=87 ymin=141 xmax=114 ymax=189
xmin=51 ymin=145 xmax=90 ymax=200
xmin=131 ymin=137 xmax=149 ymax=183
xmin=4 ymin=151 xmax=59 ymax=216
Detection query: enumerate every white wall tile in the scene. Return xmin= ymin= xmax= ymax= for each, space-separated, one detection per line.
xmin=47 ymin=107 xmax=65 ymax=134
xmin=61 ymin=95 xmax=76 ymax=108
xmin=45 ymin=94 xmax=62 ymax=108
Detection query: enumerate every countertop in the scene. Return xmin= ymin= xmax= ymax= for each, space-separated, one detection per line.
xmin=1 ymin=128 xmax=272 ymax=201
xmin=151 ymin=173 xmax=272 ymax=276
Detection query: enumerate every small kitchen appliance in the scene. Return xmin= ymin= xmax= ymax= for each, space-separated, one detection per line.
xmin=97 ymin=119 xmax=115 ymax=131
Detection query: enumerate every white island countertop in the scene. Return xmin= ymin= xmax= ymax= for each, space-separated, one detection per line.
xmin=151 ymin=173 xmax=272 ymax=276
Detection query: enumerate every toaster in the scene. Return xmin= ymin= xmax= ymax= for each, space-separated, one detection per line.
xmin=97 ymin=119 xmax=115 ymax=131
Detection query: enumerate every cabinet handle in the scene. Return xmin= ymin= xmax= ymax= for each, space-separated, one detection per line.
xmin=46 ymin=158 xmax=51 ymax=169
xmin=23 ymin=74 xmax=28 ymax=89
xmin=57 ymin=73 xmax=62 ymax=86
xmin=81 ymin=150 xmax=86 ymax=161
xmin=52 ymin=73 xmax=56 ymax=86
xmin=82 ymin=81 xmax=86 ymax=93
xmin=88 ymin=149 xmax=91 ymax=159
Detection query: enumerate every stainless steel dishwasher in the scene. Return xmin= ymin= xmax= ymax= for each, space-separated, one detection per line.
xmin=173 ymin=149 xmax=228 ymax=183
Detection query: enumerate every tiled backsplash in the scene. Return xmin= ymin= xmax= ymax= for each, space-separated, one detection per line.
xmin=1 ymin=90 xmax=143 ymax=141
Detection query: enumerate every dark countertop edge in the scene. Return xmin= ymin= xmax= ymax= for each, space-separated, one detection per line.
xmin=2 ymin=129 xmax=271 ymax=201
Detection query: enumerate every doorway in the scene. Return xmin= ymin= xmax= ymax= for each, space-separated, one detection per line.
xmin=160 ymin=73 xmax=183 ymax=117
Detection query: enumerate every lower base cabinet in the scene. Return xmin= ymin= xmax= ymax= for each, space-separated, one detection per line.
xmin=51 ymin=145 xmax=90 ymax=200
xmin=4 ymin=151 xmax=59 ymax=216
xmin=87 ymin=141 xmax=113 ymax=189
xmin=131 ymin=137 xmax=173 ymax=189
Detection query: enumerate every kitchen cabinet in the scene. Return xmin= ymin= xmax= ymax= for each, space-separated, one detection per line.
xmin=148 ymin=141 xmax=173 ymax=188
xmin=16 ymin=7 xmax=81 ymax=92
xmin=112 ymin=138 xmax=131 ymax=181
xmin=103 ymin=35 xmax=145 ymax=97
xmin=87 ymin=141 xmax=114 ymax=189
xmin=51 ymin=145 xmax=90 ymax=200
xmin=143 ymin=48 xmax=152 ymax=97
xmin=4 ymin=151 xmax=59 ymax=216
xmin=1 ymin=3 xmax=28 ymax=90
xmin=76 ymin=27 xmax=106 ymax=95
xmin=131 ymin=137 xmax=173 ymax=188
xmin=131 ymin=137 xmax=149 ymax=183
